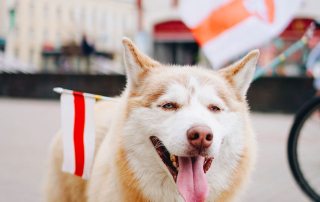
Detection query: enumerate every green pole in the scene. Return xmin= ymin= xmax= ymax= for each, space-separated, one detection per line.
xmin=10 ymin=9 xmax=15 ymax=29
xmin=253 ymin=23 xmax=315 ymax=81
xmin=253 ymin=38 xmax=307 ymax=81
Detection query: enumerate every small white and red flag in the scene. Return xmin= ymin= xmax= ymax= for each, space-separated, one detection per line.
xmin=179 ymin=0 xmax=302 ymax=69
xmin=59 ymin=89 xmax=96 ymax=179
xmin=54 ymin=88 xmax=118 ymax=179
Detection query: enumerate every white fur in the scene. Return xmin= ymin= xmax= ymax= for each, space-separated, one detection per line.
xmin=44 ymin=38 xmax=258 ymax=202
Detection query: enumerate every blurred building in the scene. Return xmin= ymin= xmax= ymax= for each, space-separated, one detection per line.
xmin=139 ymin=0 xmax=209 ymax=67
xmin=0 ymin=0 xmax=9 ymax=52
xmin=139 ymin=0 xmax=320 ymax=73
xmin=1 ymin=0 xmax=320 ymax=75
xmin=257 ymin=0 xmax=320 ymax=77
xmin=4 ymin=0 xmax=137 ymax=73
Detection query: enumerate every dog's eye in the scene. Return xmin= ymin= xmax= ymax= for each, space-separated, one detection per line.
xmin=162 ymin=103 xmax=177 ymax=109
xmin=209 ymin=105 xmax=220 ymax=112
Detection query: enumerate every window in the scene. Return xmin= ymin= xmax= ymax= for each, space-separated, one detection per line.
xmin=68 ymin=31 xmax=73 ymax=40
xmin=69 ymin=10 xmax=73 ymax=21
xmin=107 ymin=14 xmax=113 ymax=40
xmin=81 ymin=8 xmax=85 ymax=22
xmin=29 ymin=3 xmax=34 ymax=16
xmin=56 ymin=32 xmax=61 ymax=45
xmin=14 ymin=48 xmax=19 ymax=59
xmin=43 ymin=29 xmax=48 ymax=42
xmin=29 ymin=28 xmax=34 ymax=40
xmin=87 ymin=8 xmax=93 ymax=29
xmin=15 ymin=2 xmax=19 ymax=13
xmin=29 ymin=49 xmax=34 ymax=64
xmin=122 ymin=15 xmax=126 ymax=32
xmin=56 ymin=7 xmax=61 ymax=20
xmin=74 ymin=7 xmax=81 ymax=24
xmin=92 ymin=9 xmax=96 ymax=25
xmin=100 ymin=12 xmax=106 ymax=29
xmin=15 ymin=27 xmax=19 ymax=38
xmin=43 ymin=4 xmax=48 ymax=18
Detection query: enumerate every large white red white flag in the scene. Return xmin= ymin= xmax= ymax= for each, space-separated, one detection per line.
xmin=60 ymin=92 xmax=96 ymax=179
xmin=179 ymin=0 xmax=302 ymax=69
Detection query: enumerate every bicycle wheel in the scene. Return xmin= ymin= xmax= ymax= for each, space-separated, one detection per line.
xmin=288 ymin=96 xmax=320 ymax=201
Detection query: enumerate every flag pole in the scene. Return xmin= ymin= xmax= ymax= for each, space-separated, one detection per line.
xmin=253 ymin=22 xmax=315 ymax=81
xmin=53 ymin=87 xmax=119 ymax=102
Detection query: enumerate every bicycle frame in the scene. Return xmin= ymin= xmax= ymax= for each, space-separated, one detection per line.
xmin=253 ymin=23 xmax=315 ymax=81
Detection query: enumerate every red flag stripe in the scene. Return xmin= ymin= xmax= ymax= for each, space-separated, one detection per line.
xmin=190 ymin=0 xmax=251 ymax=46
xmin=73 ymin=92 xmax=85 ymax=177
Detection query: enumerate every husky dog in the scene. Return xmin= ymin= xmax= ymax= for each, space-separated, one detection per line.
xmin=44 ymin=38 xmax=259 ymax=202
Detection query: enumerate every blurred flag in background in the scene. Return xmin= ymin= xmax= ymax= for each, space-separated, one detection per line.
xmin=179 ymin=0 xmax=303 ymax=69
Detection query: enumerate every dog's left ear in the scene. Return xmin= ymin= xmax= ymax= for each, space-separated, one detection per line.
xmin=219 ymin=50 xmax=259 ymax=99
xmin=122 ymin=37 xmax=161 ymax=90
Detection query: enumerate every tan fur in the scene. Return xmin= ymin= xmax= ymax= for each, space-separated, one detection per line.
xmin=122 ymin=38 xmax=162 ymax=88
xmin=218 ymin=50 xmax=259 ymax=102
xmin=116 ymin=146 xmax=151 ymax=202
xmin=122 ymin=38 xmax=161 ymax=69
xmin=219 ymin=50 xmax=259 ymax=83
xmin=44 ymin=38 xmax=257 ymax=202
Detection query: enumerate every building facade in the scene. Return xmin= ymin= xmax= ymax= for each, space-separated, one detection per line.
xmin=2 ymin=0 xmax=320 ymax=73
xmin=140 ymin=0 xmax=210 ymax=67
xmin=4 ymin=0 xmax=137 ymax=71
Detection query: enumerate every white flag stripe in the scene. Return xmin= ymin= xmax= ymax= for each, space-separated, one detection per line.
xmin=179 ymin=0 xmax=303 ymax=68
xmin=82 ymin=97 xmax=96 ymax=179
xmin=61 ymin=93 xmax=76 ymax=174
xmin=60 ymin=92 xmax=96 ymax=179
xmin=202 ymin=16 xmax=287 ymax=68
xmin=204 ymin=0 xmax=301 ymax=68
xmin=179 ymin=0 xmax=233 ymax=28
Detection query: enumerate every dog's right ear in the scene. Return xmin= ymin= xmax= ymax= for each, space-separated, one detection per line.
xmin=218 ymin=50 xmax=259 ymax=99
xmin=122 ymin=37 xmax=161 ymax=90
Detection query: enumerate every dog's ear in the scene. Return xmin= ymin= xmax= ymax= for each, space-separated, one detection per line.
xmin=122 ymin=37 xmax=161 ymax=90
xmin=219 ymin=50 xmax=259 ymax=99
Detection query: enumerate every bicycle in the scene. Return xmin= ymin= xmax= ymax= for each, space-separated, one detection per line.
xmin=287 ymin=95 xmax=320 ymax=201
xmin=252 ymin=21 xmax=320 ymax=201
xmin=286 ymin=22 xmax=320 ymax=201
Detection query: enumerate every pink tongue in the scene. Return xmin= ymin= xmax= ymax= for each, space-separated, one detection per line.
xmin=177 ymin=156 xmax=209 ymax=202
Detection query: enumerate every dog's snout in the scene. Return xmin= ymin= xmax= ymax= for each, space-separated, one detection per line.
xmin=187 ymin=124 xmax=213 ymax=151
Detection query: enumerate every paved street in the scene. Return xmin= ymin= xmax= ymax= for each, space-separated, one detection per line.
xmin=0 ymin=98 xmax=311 ymax=202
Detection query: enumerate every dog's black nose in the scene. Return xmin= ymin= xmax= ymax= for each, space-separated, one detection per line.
xmin=187 ymin=124 xmax=213 ymax=151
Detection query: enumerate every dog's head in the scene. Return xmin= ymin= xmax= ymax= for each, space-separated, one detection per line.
xmin=121 ymin=38 xmax=259 ymax=202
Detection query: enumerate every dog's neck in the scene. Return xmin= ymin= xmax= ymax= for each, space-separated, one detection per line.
xmin=115 ymin=145 xmax=150 ymax=202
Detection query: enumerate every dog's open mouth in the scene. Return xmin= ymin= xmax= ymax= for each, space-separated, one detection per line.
xmin=150 ymin=136 xmax=213 ymax=202
xmin=150 ymin=136 xmax=213 ymax=181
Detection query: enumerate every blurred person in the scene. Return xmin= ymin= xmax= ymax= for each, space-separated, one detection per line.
xmin=306 ymin=36 xmax=320 ymax=96
xmin=81 ymin=35 xmax=95 ymax=56
xmin=81 ymin=34 xmax=95 ymax=73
